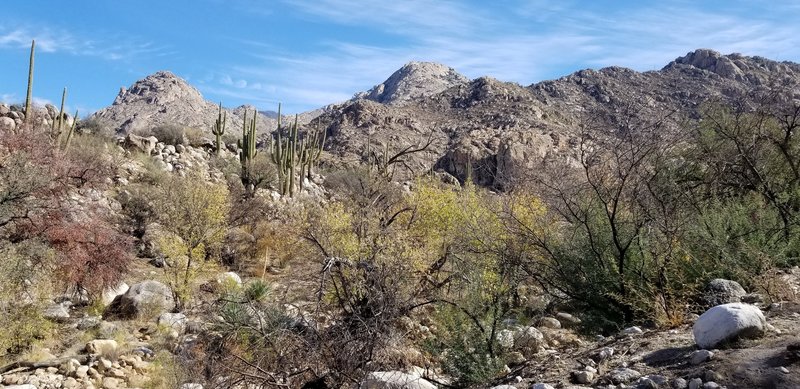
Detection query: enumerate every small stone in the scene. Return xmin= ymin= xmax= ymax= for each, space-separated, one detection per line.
xmin=86 ymin=339 xmax=118 ymax=357
xmin=62 ymin=358 xmax=81 ymax=375
xmin=556 ymin=312 xmax=581 ymax=326
xmin=703 ymin=370 xmax=722 ymax=382
xmin=98 ymin=358 xmax=113 ymax=372
xmin=637 ymin=378 xmax=658 ymax=389
xmin=63 ymin=377 xmax=80 ymax=389
xmin=102 ymin=377 xmax=121 ymax=389
xmin=538 ymin=317 xmax=562 ymax=329
xmin=690 ymin=349 xmax=714 ymax=365
xmin=531 ymin=384 xmax=555 ymax=389
xmin=75 ymin=365 xmax=89 ymax=379
xmin=621 ymin=326 xmax=643 ymax=335
xmin=779 ymin=366 xmax=790 ymax=373
xmin=572 ymin=370 xmax=594 ymax=384
xmin=702 ymin=382 xmax=720 ymax=389
xmin=688 ymin=378 xmax=703 ymax=389
xmin=584 ymin=366 xmax=597 ymax=373
xmin=608 ymin=368 xmax=641 ymax=384
xmin=671 ymin=377 xmax=688 ymax=389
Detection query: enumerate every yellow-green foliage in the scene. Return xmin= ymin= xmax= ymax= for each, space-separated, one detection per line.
xmin=152 ymin=174 xmax=230 ymax=306
xmin=0 ymin=242 xmax=56 ymax=360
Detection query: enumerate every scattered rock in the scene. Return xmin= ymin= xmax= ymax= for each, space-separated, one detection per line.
xmin=125 ymin=133 xmax=159 ymax=155
xmin=530 ymin=384 xmax=555 ymax=389
xmin=104 ymin=280 xmax=175 ymax=319
xmin=571 ymin=370 xmax=594 ymax=384
xmin=690 ymin=349 xmax=714 ymax=365
xmin=672 ymin=377 xmax=688 ymax=389
xmin=703 ymin=278 xmax=747 ymax=308
xmin=101 ymin=282 xmax=129 ymax=306
xmin=360 ymin=371 xmax=436 ymax=389
xmin=514 ymin=326 xmax=545 ymax=355
xmin=608 ymin=367 xmax=642 ymax=384
xmin=556 ymin=312 xmax=581 ymax=326
xmin=158 ymin=312 xmax=188 ymax=333
xmin=702 ymin=370 xmax=722 ymax=382
xmin=43 ymin=303 xmax=70 ymax=322
xmin=692 ymin=303 xmax=766 ymax=349
xmin=0 ymin=116 xmax=16 ymax=132
xmin=86 ymin=339 xmax=119 ymax=357
xmin=537 ymin=317 xmax=561 ymax=329
xmin=688 ymin=378 xmax=703 ymax=389
xmin=621 ymin=326 xmax=643 ymax=336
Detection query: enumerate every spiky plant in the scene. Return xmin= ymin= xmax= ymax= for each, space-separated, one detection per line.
xmin=212 ymin=102 xmax=227 ymax=156
xmin=24 ymin=40 xmax=35 ymax=125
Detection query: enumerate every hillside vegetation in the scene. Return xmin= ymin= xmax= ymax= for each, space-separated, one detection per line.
xmin=2 ymin=43 xmax=800 ymax=389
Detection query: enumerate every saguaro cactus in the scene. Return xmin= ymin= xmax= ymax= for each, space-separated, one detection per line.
xmin=62 ymin=110 xmax=78 ymax=151
xmin=212 ymin=102 xmax=227 ymax=156
xmin=52 ymin=87 xmax=66 ymax=138
xmin=270 ymin=110 xmax=326 ymax=197
xmin=24 ymin=40 xmax=35 ymax=124
xmin=238 ymin=108 xmax=258 ymax=195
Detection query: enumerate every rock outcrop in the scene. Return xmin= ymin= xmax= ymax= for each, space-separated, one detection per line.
xmin=354 ymin=61 xmax=469 ymax=105
xmin=89 ymin=71 xmax=319 ymax=136
xmin=314 ymin=49 xmax=800 ymax=187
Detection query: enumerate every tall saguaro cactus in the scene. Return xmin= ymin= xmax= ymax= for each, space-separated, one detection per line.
xmin=270 ymin=108 xmax=326 ymax=198
xmin=212 ymin=102 xmax=227 ymax=156
xmin=238 ymin=108 xmax=258 ymax=195
xmin=52 ymin=87 xmax=67 ymax=137
xmin=24 ymin=39 xmax=35 ymax=123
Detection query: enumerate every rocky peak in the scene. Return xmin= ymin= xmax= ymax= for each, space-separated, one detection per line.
xmin=354 ymin=61 xmax=469 ymax=105
xmin=112 ymin=71 xmax=204 ymax=107
xmin=665 ymin=49 xmax=800 ymax=81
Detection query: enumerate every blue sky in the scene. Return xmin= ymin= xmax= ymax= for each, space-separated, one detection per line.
xmin=1 ymin=1 xmax=799 ymax=114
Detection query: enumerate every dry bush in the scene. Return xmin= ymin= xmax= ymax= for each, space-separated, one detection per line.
xmin=753 ymin=268 xmax=798 ymax=303
xmin=46 ymin=217 xmax=133 ymax=302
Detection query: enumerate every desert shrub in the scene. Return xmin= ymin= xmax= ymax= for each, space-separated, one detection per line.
xmin=0 ymin=241 xmax=56 ymax=359
xmin=46 ymin=217 xmax=133 ymax=301
xmin=150 ymin=124 xmax=187 ymax=146
xmin=118 ymin=184 xmax=158 ymax=238
xmin=63 ymin=132 xmax=122 ymax=188
xmin=150 ymin=174 xmax=230 ymax=308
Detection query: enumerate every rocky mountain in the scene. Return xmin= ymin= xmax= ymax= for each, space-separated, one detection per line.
xmin=89 ymin=71 xmax=317 ymax=136
xmin=353 ymin=61 xmax=470 ymax=105
xmin=317 ymin=49 xmax=800 ymax=188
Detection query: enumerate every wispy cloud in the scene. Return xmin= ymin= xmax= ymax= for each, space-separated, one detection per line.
xmin=0 ymin=24 xmax=167 ymax=61
xmin=203 ymin=0 xmax=800 ymax=112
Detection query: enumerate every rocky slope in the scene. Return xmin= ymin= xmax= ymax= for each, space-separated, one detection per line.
xmin=89 ymin=71 xmax=317 ymax=136
xmin=315 ymin=49 xmax=800 ymax=188
xmin=353 ymin=61 xmax=470 ymax=105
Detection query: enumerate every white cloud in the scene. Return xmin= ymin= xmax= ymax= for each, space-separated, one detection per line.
xmin=205 ymin=0 xmax=800 ymax=112
xmin=0 ymin=24 xmax=165 ymax=61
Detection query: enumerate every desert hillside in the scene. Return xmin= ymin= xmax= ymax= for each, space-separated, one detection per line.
xmin=1 ymin=43 xmax=800 ymax=389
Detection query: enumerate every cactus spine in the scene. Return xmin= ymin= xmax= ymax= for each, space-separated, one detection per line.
xmin=212 ymin=102 xmax=227 ymax=156
xmin=24 ymin=40 xmax=35 ymax=124
xmin=238 ymin=108 xmax=258 ymax=195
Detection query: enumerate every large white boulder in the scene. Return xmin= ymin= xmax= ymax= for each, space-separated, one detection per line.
xmin=360 ymin=371 xmax=436 ymax=389
xmin=692 ymin=303 xmax=766 ymax=349
xmin=104 ymin=280 xmax=174 ymax=319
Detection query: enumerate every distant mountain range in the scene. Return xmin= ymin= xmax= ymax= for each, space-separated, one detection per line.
xmin=88 ymin=49 xmax=800 ymax=187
